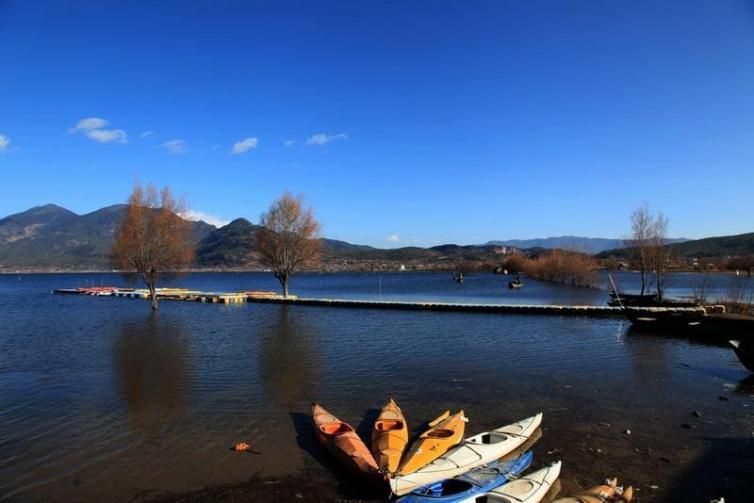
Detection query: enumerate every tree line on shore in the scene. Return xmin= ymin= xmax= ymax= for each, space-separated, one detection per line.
xmin=110 ymin=184 xmax=752 ymax=310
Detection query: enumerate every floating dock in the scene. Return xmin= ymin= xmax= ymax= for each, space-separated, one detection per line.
xmin=53 ymin=287 xmax=247 ymax=304
xmin=52 ymin=287 xmax=714 ymax=318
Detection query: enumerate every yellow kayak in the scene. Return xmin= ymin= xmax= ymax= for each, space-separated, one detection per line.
xmin=372 ymin=398 xmax=409 ymax=475
xmin=397 ymin=410 xmax=466 ymax=475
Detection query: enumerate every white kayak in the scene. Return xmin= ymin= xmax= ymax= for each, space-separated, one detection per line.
xmin=390 ymin=413 xmax=542 ymax=496
xmin=461 ymin=460 xmax=561 ymax=503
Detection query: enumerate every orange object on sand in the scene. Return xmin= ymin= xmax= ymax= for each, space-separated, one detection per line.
xmin=372 ymin=398 xmax=409 ymax=475
xmin=554 ymin=478 xmax=634 ymax=503
xmin=233 ymin=442 xmax=250 ymax=451
xmin=397 ymin=410 xmax=466 ymax=475
xmin=311 ymin=402 xmax=379 ymax=476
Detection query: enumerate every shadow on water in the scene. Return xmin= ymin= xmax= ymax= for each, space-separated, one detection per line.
xmin=258 ymin=306 xmax=320 ymax=406
xmin=625 ymin=324 xmax=730 ymax=348
xmin=289 ymin=411 xmax=385 ymax=500
xmin=666 ymin=437 xmax=754 ymax=501
xmin=113 ymin=312 xmax=192 ymax=433
xmin=735 ymin=374 xmax=754 ymax=395
xmin=356 ymin=407 xmax=380 ymax=443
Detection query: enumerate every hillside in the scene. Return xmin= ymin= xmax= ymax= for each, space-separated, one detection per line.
xmin=486 ymin=236 xmax=688 ymax=254
xmin=2 ymin=203 xmax=750 ymax=271
xmin=0 ymin=204 xmax=215 ymax=269
xmin=597 ymin=232 xmax=754 ymax=259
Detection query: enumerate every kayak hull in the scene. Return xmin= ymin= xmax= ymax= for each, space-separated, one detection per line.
xmin=391 ymin=413 xmax=542 ymax=496
xmin=372 ymin=398 xmax=409 ymax=474
xmin=311 ymin=403 xmax=379 ymax=476
xmin=396 ymin=451 xmax=533 ymax=503
xmin=464 ymin=461 xmax=561 ymax=503
xmin=397 ymin=410 xmax=466 ymax=477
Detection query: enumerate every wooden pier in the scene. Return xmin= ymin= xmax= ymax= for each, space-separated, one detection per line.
xmin=54 ymin=287 xmax=247 ymax=304
xmin=52 ymin=287 xmax=713 ymax=318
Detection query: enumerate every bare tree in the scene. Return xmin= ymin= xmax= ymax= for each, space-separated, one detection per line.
xmin=649 ymin=212 xmax=670 ymax=300
xmin=256 ymin=192 xmax=321 ymax=297
xmin=628 ymin=204 xmax=652 ymax=296
xmin=111 ymin=183 xmax=196 ymax=310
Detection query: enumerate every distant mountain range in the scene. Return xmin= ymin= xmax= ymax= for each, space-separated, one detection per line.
xmin=597 ymin=232 xmax=754 ymax=259
xmin=0 ymin=204 xmax=750 ymax=270
xmin=486 ymin=236 xmax=688 ymax=254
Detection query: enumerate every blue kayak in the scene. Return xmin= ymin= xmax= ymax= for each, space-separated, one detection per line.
xmin=395 ymin=451 xmax=533 ymax=503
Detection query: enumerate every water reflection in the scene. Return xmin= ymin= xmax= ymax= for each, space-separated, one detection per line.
xmin=257 ymin=306 xmax=320 ymax=406
xmin=623 ymin=325 xmax=672 ymax=385
xmin=113 ymin=313 xmax=192 ymax=434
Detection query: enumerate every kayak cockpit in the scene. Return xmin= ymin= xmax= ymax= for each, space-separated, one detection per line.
xmin=414 ymin=478 xmax=474 ymax=497
xmin=427 ymin=428 xmax=454 ymax=438
xmin=468 ymin=432 xmax=509 ymax=444
xmin=320 ymin=422 xmax=354 ymax=435
xmin=375 ymin=419 xmax=405 ymax=431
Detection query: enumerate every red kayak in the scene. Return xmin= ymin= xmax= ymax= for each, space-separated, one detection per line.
xmin=311 ymin=402 xmax=379 ymax=476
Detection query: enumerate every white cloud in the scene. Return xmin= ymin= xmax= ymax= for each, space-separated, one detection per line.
xmin=140 ymin=130 xmax=155 ymax=139
xmin=69 ymin=117 xmax=108 ymax=133
xmin=284 ymin=139 xmax=296 ymax=147
xmin=385 ymin=234 xmax=400 ymax=243
xmin=180 ymin=210 xmax=230 ymax=228
xmin=230 ymin=137 xmax=259 ymax=155
xmin=0 ymin=134 xmax=9 ymax=152
xmin=69 ymin=117 xmax=128 ymax=143
xmin=159 ymin=139 xmax=188 ymax=154
xmin=306 ymin=133 xmax=348 ymax=146
xmin=86 ymin=128 xmax=127 ymax=143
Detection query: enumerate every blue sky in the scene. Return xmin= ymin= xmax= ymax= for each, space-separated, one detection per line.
xmin=1 ymin=1 xmax=753 ymax=247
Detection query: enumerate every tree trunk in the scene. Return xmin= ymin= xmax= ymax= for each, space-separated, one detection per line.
xmin=640 ymin=265 xmax=647 ymax=296
xmin=149 ymin=282 xmax=158 ymax=310
xmin=283 ymin=274 xmax=289 ymax=298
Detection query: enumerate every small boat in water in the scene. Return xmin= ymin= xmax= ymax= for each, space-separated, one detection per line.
xmin=508 ymin=276 xmax=523 ymax=289
xmin=396 ymin=451 xmax=533 ymax=503
xmin=397 ymin=410 xmax=466 ymax=477
xmin=730 ymin=340 xmax=754 ymax=373
xmin=391 ymin=413 xmax=542 ymax=496
xmin=311 ymin=402 xmax=378 ymax=476
xmin=372 ymin=398 xmax=409 ymax=475
xmin=465 ymin=461 xmax=561 ymax=503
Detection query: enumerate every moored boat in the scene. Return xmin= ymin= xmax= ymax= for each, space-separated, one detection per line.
xmin=730 ymin=340 xmax=754 ymax=373
xmin=397 ymin=410 xmax=466 ymax=477
xmin=463 ymin=461 xmax=561 ymax=503
xmin=396 ymin=451 xmax=533 ymax=503
xmin=311 ymin=402 xmax=379 ymax=476
xmin=390 ymin=413 xmax=542 ymax=496
xmin=372 ymin=398 xmax=409 ymax=475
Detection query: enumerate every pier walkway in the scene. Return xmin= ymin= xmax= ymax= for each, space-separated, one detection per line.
xmin=52 ymin=287 xmax=711 ymax=318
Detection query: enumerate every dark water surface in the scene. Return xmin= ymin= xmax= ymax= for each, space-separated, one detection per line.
xmin=0 ymin=272 xmax=752 ymax=501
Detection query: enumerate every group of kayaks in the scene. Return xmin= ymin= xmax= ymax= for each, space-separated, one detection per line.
xmin=311 ymin=400 xmax=634 ymax=502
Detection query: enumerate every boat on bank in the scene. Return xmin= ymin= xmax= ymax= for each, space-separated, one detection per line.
xmin=311 ymin=403 xmax=379 ymax=477
xmin=396 ymin=451 xmax=533 ymax=503
xmin=397 ymin=410 xmax=466 ymax=477
xmin=464 ymin=461 xmax=561 ymax=503
xmin=372 ymin=398 xmax=409 ymax=475
xmin=390 ymin=413 xmax=542 ymax=496
xmin=730 ymin=340 xmax=754 ymax=372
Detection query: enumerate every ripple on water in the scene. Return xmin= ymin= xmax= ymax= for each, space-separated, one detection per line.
xmin=1 ymin=273 xmax=752 ymax=501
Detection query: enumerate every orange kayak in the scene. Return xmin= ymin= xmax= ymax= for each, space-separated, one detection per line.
xmin=372 ymin=398 xmax=409 ymax=474
xmin=311 ymin=402 xmax=379 ymax=476
xmin=397 ymin=410 xmax=466 ymax=475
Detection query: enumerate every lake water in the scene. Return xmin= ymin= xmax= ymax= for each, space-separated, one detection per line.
xmin=0 ymin=272 xmax=752 ymax=501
